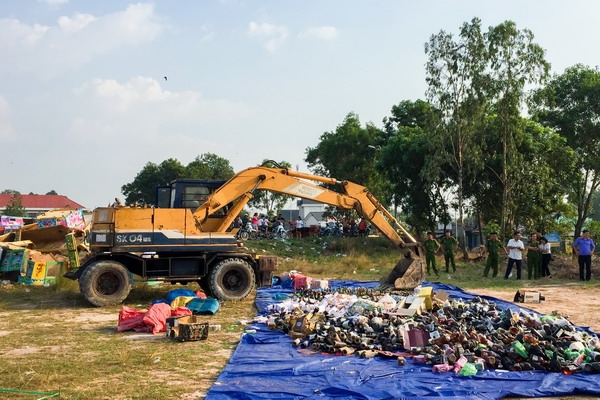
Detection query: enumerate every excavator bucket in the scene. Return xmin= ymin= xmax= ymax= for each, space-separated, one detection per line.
xmin=380 ymin=250 xmax=425 ymax=289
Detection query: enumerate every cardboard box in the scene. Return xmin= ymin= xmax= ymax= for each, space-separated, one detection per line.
xmin=22 ymin=260 xmax=63 ymax=285
xmin=0 ymin=248 xmax=28 ymax=272
xmin=396 ymin=296 xmax=426 ymax=316
xmin=417 ymin=286 xmax=434 ymax=310
xmin=166 ymin=315 xmax=209 ymax=342
xmin=294 ymin=274 xmax=313 ymax=290
xmin=402 ymin=324 xmax=430 ymax=348
xmin=514 ymin=289 xmax=544 ymax=303
xmin=523 ymin=291 xmax=541 ymax=303
xmin=310 ymin=279 xmax=329 ymax=289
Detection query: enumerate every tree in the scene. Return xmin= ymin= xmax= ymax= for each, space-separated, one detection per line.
xmin=379 ymin=100 xmax=449 ymax=238
xmin=485 ymin=21 xmax=550 ymax=236
xmin=1 ymin=189 xmax=20 ymax=195
xmin=248 ymin=160 xmax=294 ymax=216
xmin=305 ymin=112 xmax=387 ymax=201
xmin=46 ymin=190 xmax=58 ymax=195
xmin=3 ymin=193 xmax=25 ymax=216
xmin=121 ymin=154 xmax=235 ymax=205
xmin=425 ymin=18 xmax=488 ymax=253
xmin=530 ymin=64 xmax=600 ymax=238
xmin=186 ymin=153 xmax=235 ymax=180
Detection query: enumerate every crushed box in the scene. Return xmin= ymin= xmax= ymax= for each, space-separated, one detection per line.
xmin=166 ymin=315 xmax=209 ymax=342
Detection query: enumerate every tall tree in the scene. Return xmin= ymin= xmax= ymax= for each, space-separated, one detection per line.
xmin=530 ymin=65 xmax=600 ymax=238
xmin=485 ymin=21 xmax=550 ymax=235
xmin=425 ymin=18 xmax=488 ymax=253
xmin=305 ymin=112 xmax=386 ymax=200
xmin=249 ymin=159 xmax=294 ymax=216
xmin=4 ymin=193 xmax=25 ymax=216
xmin=380 ymin=100 xmax=448 ymax=238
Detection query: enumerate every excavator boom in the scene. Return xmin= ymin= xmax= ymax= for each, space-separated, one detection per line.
xmin=193 ymin=166 xmax=425 ymax=289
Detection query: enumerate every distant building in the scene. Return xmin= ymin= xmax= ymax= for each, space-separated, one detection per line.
xmin=0 ymin=194 xmax=86 ymax=218
xmin=296 ymin=199 xmax=326 ymax=219
xmin=304 ymin=211 xmax=326 ymax=227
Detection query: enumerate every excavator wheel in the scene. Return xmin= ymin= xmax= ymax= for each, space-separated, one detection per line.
xmin=79 ymin=260 xmax=132 ymax=306
xmin=208 ymin=258 xmax=255 ymax=301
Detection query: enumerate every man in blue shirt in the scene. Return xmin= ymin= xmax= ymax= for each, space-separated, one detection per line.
xmin=573 ymin=229 xmax=596 ymax=281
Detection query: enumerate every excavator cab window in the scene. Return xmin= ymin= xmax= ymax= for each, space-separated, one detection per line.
xmin=155 ymin=179 xmax=229 ymax=215
xmin=182 ymin=186 xmax=210 ymax=209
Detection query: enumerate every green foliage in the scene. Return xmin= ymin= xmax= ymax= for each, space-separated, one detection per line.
xmin=3 ymin=193 xmax=25 ymax=217
xmin=121 ymin=153 xmax=234 ymax=206
xmin=305 ymin=112 xmax=387 ymax=201
xmin=379 ymin=100 xmax=448 ymax=237
xmin=45 ymin=190 xmax=58 ymax=195
xmin=1 ymin=189 xmax=20 ymax=195
xmin=530 ymin=64 xmax=600 ymax=237
xmin=425 ymin=18 xmax=489 ymax=247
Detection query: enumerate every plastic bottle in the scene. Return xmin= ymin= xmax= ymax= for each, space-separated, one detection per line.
xmin=512 ymin=341 xmax=529 ymax=358
xmin=458 ymin=362 xmax=478 ymax=376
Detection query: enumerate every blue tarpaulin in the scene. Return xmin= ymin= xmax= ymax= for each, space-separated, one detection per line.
xmin=206 ymin=281 xmax=600 ymax=399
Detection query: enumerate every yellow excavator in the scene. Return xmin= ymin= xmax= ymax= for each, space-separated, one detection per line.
xmin=66 ymin=165 xmax=424 ymax=306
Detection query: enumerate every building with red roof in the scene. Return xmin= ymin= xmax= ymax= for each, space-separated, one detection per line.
xmin=0 ymin=194 xmax=86 ymax=218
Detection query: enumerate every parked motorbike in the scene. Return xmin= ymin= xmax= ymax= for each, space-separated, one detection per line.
xmin=271 ymin=223 xmax=288 ymax=239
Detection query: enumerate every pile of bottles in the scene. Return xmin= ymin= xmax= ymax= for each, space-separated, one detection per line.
xmin=264 ymin=288 xmax=600 ymax=375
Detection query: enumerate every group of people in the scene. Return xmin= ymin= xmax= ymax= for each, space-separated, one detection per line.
xmin=501 ymin=231 xmax=552 ymax=280
xmin=501 ymin=230 xmax=596 ymax=281
xmin=423 ymin=230 xmax=459 ymax=276
xmin=423 ymin=229 xmax=596 ymax=281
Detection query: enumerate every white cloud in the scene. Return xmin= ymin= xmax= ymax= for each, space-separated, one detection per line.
xmin=0 ymin=96 xmax=15 ymax=140
xmin=71 ymin=76 xmax=252 ymax=141
xmin=38 ymin=0 xmax=69 ymax=5
xmin=0 ymin=3 xmax=163 ymax=78
xmin=58 ymin=12 xmax=96 ymax=33
xmin=248 ymin=21 xmax=288 ymax=52
xmin=298 ymin=26 xmax=339 ymax=41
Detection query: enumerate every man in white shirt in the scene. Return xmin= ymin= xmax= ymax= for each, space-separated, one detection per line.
xmin=504 ymin=231 xmax=525 ymax=280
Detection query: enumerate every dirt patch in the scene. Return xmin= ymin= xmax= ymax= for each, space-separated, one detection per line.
xmin=469 ymin=284 xmax=600 ymax=332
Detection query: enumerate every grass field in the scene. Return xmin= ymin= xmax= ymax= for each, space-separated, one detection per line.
xmin=0 ymin=236 xmax=597 ymax=399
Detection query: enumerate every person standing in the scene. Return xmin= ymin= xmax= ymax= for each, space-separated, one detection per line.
xmin=539 ymin=237 xmax=552 ymax=278
xmin=504 ymin=231 xmax=525 ymax=280
xmin=440 ymin=230 xmax=458 ymax=273
xmin=483 ymin=232 xmax=505 ymax=278
xmin=573 ymin=229 xmax=596 ymax=281
xmin=423 ymin=232 xmax=441 ymax=277
xmin=526 ymin=233 xmax=541 ymax=280
xmin=295 ymin=216 xmax=304 ymax=239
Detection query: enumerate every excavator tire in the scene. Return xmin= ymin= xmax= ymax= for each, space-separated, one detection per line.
xmin=208 ymin=258 xmax=255 ymax=301
xmin=79 ymin=260 xmax=132 ymax=306
xmin=380 ymin=251 xmax=426 ymax=290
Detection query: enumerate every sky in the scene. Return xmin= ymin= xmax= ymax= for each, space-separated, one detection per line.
xmin=1 ymin=0 xmax=600 ymax=209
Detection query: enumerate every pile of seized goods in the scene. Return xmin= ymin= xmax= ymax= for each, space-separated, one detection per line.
xmin=262 ymin=286 xmax=600 ymax=376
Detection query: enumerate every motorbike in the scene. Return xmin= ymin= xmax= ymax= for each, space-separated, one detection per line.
xmin=271 ymin=223 xmax=288 ymax=239
xmin=319 ymin=222 xmax=344 ymax=237
xmin=238 ymin=222 xmax=258 ymax=240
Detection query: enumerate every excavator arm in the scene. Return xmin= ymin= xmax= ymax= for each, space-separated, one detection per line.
xmin=193 ymin=167 xmax=418 ymax=245
xmin=192 ymin=166 xmax=425 ymax=288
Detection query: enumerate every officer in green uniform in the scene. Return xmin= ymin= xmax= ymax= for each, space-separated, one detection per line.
xmin=526 ymin=233 xmax=541 ymax=279
xmin=440 ymin=230 xmax=458 ymax=273
xmin=483 ymin=232 xmax=504 ymax=278
xmin=423 ymin=232 xmax=441 ymax=276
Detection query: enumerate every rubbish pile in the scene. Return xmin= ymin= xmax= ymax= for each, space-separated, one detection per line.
xmin=261 ymin=286 xmax=600 ymax=375
xmin=0 ymin=208 xmax=89 ymax=285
